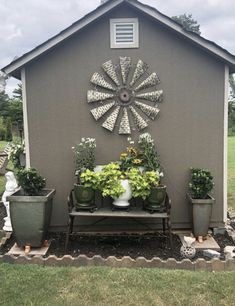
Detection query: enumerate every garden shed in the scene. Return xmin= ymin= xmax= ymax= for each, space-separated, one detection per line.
xmin=3 ymin=0 xmax=235 ymax=231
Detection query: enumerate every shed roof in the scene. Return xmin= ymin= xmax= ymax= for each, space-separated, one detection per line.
xmin=3 ymin=0 xmax=235 ymax=78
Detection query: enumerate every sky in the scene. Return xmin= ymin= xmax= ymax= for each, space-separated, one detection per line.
xmin=1 ymin=0 xmax=235 ymax=95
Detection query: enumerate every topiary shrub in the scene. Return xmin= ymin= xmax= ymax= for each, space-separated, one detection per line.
xmin=16 ymin=168 xmax=46 ymax=196
xmin=188 ymin=168 xmax=214 ymax=199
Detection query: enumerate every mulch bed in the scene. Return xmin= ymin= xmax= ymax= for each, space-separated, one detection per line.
xmin=1 ymin=203 xmax=234 ymax=261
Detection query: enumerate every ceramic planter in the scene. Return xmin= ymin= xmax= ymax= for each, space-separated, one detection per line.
xmin=145 ymin=185 xmax=167 ymax=211
xmin=113 ymin=179 xmax=132 ymax=208
xmin=7 ymin=189 xmax=55 ymax=248
xmin=73 ymin=184 xmax=95 ymax=209
xmin=187 ymin=194 xmax=215 ymax=238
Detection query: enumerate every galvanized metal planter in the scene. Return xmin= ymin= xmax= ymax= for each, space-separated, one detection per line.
xmin=187 ymin=194 xmax=215 ymax=237
xmin=7 ymin=189 xmax=55 ymax=248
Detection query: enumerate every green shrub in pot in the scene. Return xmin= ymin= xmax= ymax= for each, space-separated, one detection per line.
xmin=188 ymin=167 xmax=215 ymax=241
xmin=7 ymin=168 xmax=55 ymax=253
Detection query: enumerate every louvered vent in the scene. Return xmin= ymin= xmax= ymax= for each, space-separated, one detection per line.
xmin=115 ymin=23 xmax=134 ymax=43
xmin=110 ymin=18 xmax=139 ymax=48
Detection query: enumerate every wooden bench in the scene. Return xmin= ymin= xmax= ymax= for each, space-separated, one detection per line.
xmin=0 ymin=143 xmax=11 ymax=175
xmin=65 ymin=190 xmax=172 ymax=252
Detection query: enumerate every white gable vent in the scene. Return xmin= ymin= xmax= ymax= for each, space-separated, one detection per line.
xmin=110 ymin=18 xmax=139 ymax=49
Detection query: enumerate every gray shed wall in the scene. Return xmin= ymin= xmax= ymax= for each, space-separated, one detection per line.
xmin=24 ymin=4 xmax=226 ymax=230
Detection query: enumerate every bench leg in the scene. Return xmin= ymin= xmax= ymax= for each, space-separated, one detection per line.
xmin=167 ymin=218 xmax=173 ymax=250
xmin=162 ymin=218 xmax=166 ymax=235
xmin=65 ymin=216 xmax=74 ymax=252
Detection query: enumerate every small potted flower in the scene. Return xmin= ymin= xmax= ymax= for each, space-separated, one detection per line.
xmin=7 ymin=168 xmax=56 ymax=253
xmin=138 ymin=133 xmax=166 ymax=211
xmin=72 ymin=137 xmax=96 ymax=209
xmin=187 ymin=167 xmax=215 ymax=242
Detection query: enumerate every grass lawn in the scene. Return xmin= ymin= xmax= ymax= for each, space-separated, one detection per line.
xmin=0 ymin=264 xmax=234 ymax=306
xmin=228 ymin=136 xmax=235 ymax=211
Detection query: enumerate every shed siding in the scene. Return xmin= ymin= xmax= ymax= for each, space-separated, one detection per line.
xmin=25 ymin=4 xmax=225 ymax=229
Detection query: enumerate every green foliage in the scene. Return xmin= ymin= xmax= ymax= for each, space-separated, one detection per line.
xmin=229 ymin=75 xmax=235 ymax=101
xmin=80 ymin=169 xmax=100 ymax=190
xmin=172 ymin=13 xmax=201 ymax=35
xmin=128 ymin=168 xmax=160 ymax=199
xmin=138 ymin=133 xmax=161 ymax=172
xmin=188 ymin=168 xmax=214 ymax=199
xmin=8 ymin=99 xmax=23 ymax=126
xmin=0 ymin=91 xmax=10 ymax=117
xmin=12 ymin=84 xmax=23 ymax=100
xmin=16 ymin=168 xmax=46 ymax=196
xmin=72 ymin=137 xmax=96 ymax=183
xmin=0 ymin=117 xmax=6 ymax=140
xmin=9 ymin=142 xmax=25 ymax=170
xmin=98 ymin=163 xmax=125 ymax=198
xmin=4 ymin=117 xmax=12 ymax=141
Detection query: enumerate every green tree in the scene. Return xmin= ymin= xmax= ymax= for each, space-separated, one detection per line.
xmin=0 ymin=91 xmax=10 ymax=117
xmin=13 ymin=83 xmax=22 ymax=100
xmin=172 ymin=13 xmax=201 ymax=35
xmin=228 ymin=75 xmax=235 ymax=135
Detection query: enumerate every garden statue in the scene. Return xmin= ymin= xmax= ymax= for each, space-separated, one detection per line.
xmin=2 ymin=171 xmax=19 ymax=232
xmin=180 ymin=236 xmax=196 ymax=259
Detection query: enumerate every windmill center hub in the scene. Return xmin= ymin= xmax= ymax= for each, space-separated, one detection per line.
xmin=118 ymin=88 xmax=133 ymax=103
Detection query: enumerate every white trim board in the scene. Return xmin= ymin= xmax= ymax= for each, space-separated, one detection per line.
xmin=223 ymin=65 xmax=229 ymax=222
xmin=21 ymin=68 xmax=31 ymax=168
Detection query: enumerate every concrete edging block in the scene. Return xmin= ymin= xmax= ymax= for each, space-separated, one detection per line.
xmin=0 ymin=253 xmax=235 ymax=271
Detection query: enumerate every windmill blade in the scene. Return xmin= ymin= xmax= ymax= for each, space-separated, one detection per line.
xmin=134 ymin=72 xmax=160 ymax=91
xmin=102 ymin=60 xmax=120 ymax=86
xmin=134 ymin=101 xmax=160 ymax=120
xmin=136 ymin=90 xmax=163 ymax=103
xmin=87 ymin=90 xmax=114 ymax=103
xmin=91 ymin=72 xmax=116 ymax=91
xmin=130 ymin=59 xmax=148 ymax=87
xmin=120 ymin=56 xmax=131 ymax=85
xmin=119 ymin=108 xmax=131 ymax=135
xmin=129 ymin=106 xmax=148 ymax=130
xmin=102 ymin=106 xmax=120 ymax=131
xmin=90 ymin=101 xmax=115 ymax=120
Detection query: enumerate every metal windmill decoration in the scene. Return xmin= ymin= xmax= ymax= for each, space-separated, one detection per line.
xmin=87 ymin=57 xmax=163 ymax=134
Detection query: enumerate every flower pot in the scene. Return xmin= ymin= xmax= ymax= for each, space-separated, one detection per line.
xmin=113 ymin=179 xmax=132 ymax=208
xmin=145 ymin=185 xmax=166 ymax=211
xmin=7 ymin=189 xmax=55 ymax=248
xmin=74 ymin=184 xmax=95 ymax=209
xmin=187 ymin=194 xmax=215 ymax=238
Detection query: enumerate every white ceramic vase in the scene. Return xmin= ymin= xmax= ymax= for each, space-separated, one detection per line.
xmin=113 ymin=179 xmax=132 ymax=208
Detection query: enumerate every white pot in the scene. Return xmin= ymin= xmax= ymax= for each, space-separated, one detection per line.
xmin=113 ymin=179 xmax=132 ymax=208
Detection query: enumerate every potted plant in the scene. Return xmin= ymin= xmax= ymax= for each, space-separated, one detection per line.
xmin=72 ymin=137 xmax=96 ymax=209
xmin=9 ymin=141 xmax=26 ymax=170
xmin=82 ymin=163 xmax=133 ymax=209
xmin=7 ymin=168 xmax=56 ymax=253
xmin=187 ymin=167 xmax=215 ymax=242
xmin=137 ymin=133 xmax=166 ymax=211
